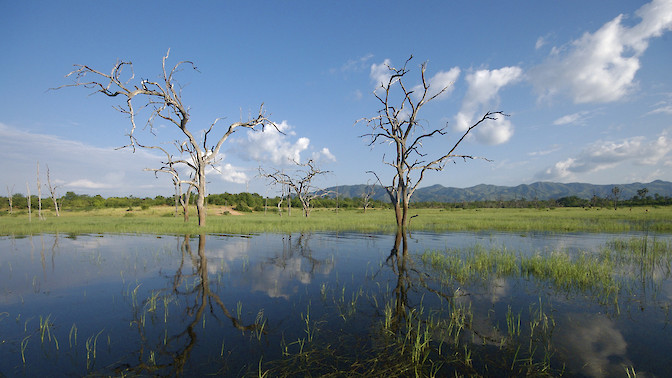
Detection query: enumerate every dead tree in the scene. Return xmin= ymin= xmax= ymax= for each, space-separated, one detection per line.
xmin=26 ymin=182 xmax=31 ymax=222
xmin=36 ymin=162 xmax=44 ymax=220
xmin=140 ymin=141 xmax=194 ymax=222
xmin=357 ymin=56 xmax=505 ymax=230
xmin=57 ymin=49 xmax=274 ymax=226
xmin=361 ymin=181 xmax=376 ymax=213
xmin=260 ymin=159 xmax=330 ymax=217
xmin=6 ymin=185 xmax=14 ymax=214
xmin=46 ymin=165 xmax=60 ymax=217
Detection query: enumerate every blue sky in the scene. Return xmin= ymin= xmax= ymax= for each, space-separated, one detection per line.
xmin=2 ymin=0 xmax=671 ymax=198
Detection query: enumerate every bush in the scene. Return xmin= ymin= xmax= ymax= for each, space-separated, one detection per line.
xmin=234 ymin=204 xmax=252 ymax=212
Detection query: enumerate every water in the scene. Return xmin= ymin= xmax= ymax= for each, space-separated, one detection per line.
xmin=0 ymin=232 xmax=671 ymax=376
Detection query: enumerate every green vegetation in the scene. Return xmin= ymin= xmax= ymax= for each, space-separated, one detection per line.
xmin=1 ymin=206 xmax=671 ymax=236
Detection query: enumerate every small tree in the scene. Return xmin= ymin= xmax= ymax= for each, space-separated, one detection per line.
xmin=357 ymin=56 xmax=505 ymax=230
xmin=260 ymin=159 xmax=330 ymax=217
xmin=612 ymin=186 xmax=621 ymax=210
xmin=361 ymin=181 xmax=376 ymax=213
xmin=6 ymin=185 xmax=14 ymax=214
xmin=46 ymin=165 xmax=60 ymax=217
xmin=57 ymin=50 xmax=274 ymax=226
xmin=637 ymin=187 xmax=648 ymax=204
xmin=140 ymin=141 xmax=194 ymax=222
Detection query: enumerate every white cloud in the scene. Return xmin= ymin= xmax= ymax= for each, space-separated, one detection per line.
xmin=537 ymin=133 xmax=672 ymax=181
xmin=335 ymin=53 xmax=374 ymax=73
xmin=211 ymin=163 xmax=249 ymax=184
xmin=528 ymin=145 xmax=561 ymax=157
xmin=370 ymin=59 xmax=393 ymax=88
xmin=535 ymin=36 xmax=547 ymax=50
xmin=530 ymin=0 xmax=672 ymax=103
xmin=454 ymin=66 xmax=522 ymax=144
xmin=0 ymin=123 xmax=168 ymax=196
xmin=237 ymin=120 xmax=311 ymax=165
xmin=66 ymin=179 xmax=114 ymax=190
xmin=474 ymin=116 xmax=514 ymax=145
xmin=312 ymin=147 xmax=336 ymax=162
xmin=646 ymin=94 xmax=672 ymax=115
xmin=412 ymin=67 xmax=461 ymax=100
xmin=552 ymin=110 xmax=594 ymax=126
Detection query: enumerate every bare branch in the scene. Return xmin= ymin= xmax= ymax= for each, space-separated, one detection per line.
xmin=56 ymin=51 xmax=275 ymax=226
xmin=358 ymin=56 xmax=505 ymax=230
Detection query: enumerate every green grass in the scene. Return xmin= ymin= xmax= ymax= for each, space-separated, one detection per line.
xmin=1 ymin=205 xmax=671 ymax=236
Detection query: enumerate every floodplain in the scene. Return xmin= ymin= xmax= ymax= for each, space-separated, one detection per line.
xmin=1 ymin=207 xmax=671 ymax=376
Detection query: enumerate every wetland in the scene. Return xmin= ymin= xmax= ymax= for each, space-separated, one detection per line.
xmin=1 ymin=228 xmax=672 ymax=376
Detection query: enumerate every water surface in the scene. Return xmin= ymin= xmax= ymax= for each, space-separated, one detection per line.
xmin=1 ymin=231 xmax=670 ymax=376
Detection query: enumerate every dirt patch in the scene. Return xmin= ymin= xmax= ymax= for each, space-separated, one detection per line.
xmin=210 ymin=206 xmax=243 ymax=216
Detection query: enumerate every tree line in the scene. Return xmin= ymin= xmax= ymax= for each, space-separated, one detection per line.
xmin=3 ymin=188 xmax=670 ymax=215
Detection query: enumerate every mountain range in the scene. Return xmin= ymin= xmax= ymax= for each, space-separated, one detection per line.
xmin=326 ymin=180 xmax=672 ymax=203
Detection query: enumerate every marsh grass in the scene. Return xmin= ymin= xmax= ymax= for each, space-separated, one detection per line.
xmin=2 ymin=206 xmax=671 ymax=235
xmin=259 ymin=266 xmax=562 ymax=377
xmin=421 ymin=244 xmax=620 ymax=302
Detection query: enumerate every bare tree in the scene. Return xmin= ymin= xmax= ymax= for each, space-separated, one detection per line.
xmin=357 ymin=56 xmax=505 ymax=230
xmin=57 ymin=49 xmax=274 ymax=226
xmin=6 ymin=185 xmax=14 ymax=214
xmin=26 ymin=182 xmax=31 ymax=222
xmin=36 ymin=162 xmax=44 ymax=220
xmin=46 ymin=165 xmax=60 ymax=217
xmin=260 ymin=159 xmax=330 ymax=217
xmin=361 ymin=181 xmax=376 ymax=213
xmin=140 ymin=141 xmax=194 ymax=222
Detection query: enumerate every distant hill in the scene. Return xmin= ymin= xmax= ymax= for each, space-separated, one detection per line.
xmin=326 ymin=180 xmax=672 ymax=203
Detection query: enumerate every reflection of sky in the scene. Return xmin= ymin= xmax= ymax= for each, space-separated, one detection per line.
xmin=0 ymin=234 xmax=180 ymax=305
xmin=555 ymin=314 xmax=631 ymax=377
xmin=1 ymin=231 xmax=671 ymax=375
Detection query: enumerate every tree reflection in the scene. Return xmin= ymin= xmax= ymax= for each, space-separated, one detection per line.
xmin=115 ymin=234 xmax=264 ymax=376
xmin=384 ymin=230 xmax=411 ymax=331
xmin=248 ymin=233 xmax=334 ymax=299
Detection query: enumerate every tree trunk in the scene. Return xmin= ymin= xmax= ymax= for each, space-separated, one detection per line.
xmin=196 ymin=170 xmax=207 ymax=226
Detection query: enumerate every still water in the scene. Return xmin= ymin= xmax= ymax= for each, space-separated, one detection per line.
xmin=1 ymin=231 xmax=671 ymax=376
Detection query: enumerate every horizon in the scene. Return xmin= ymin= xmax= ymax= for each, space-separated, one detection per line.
xmin=2 ymin=1 xmax=671 ymax=198
xmin=4 ymin=179 xmax=669 ymax=200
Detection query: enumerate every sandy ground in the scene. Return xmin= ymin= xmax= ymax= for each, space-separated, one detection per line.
xmin=209 ymin=206 xmax=243 ymax=216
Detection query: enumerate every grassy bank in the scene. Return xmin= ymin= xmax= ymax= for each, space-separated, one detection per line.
xmin=1 ymin=206 xmax=671 ymax=236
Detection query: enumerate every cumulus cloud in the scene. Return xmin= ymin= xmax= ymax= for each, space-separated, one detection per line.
xmin=313 ymin=147 xmax=336 ymax=162
xmin=412 ymin=67 xmax=461 ymax=100
xmin=370 ymin=59 xmax=393 ymax=88
xmin=537 ymin=133 xmax=672 ymax=181
xmin=454 ymin=66 xmax=522 ymax=144
xmin=530 ymin=0 xmax=672 ymax=103
xmin=211 ymin=163 xmax=249 ymax=184
xmin=237 ymin=120 xmax=311 ymax=165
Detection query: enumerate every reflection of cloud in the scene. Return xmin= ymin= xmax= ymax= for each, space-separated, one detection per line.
xmin=246 ymin=252 xmax=334 ymax=299
xmin=205 ymin=239 xmax=251 ymax=274
xmin=556 ymin=314 xmax=631 ymax=377
xmin=487 ymin=278 xmax=510 ymax=303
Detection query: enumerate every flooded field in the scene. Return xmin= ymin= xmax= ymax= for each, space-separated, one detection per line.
xmin=1 ymin=231 xmax=671 ymax=376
